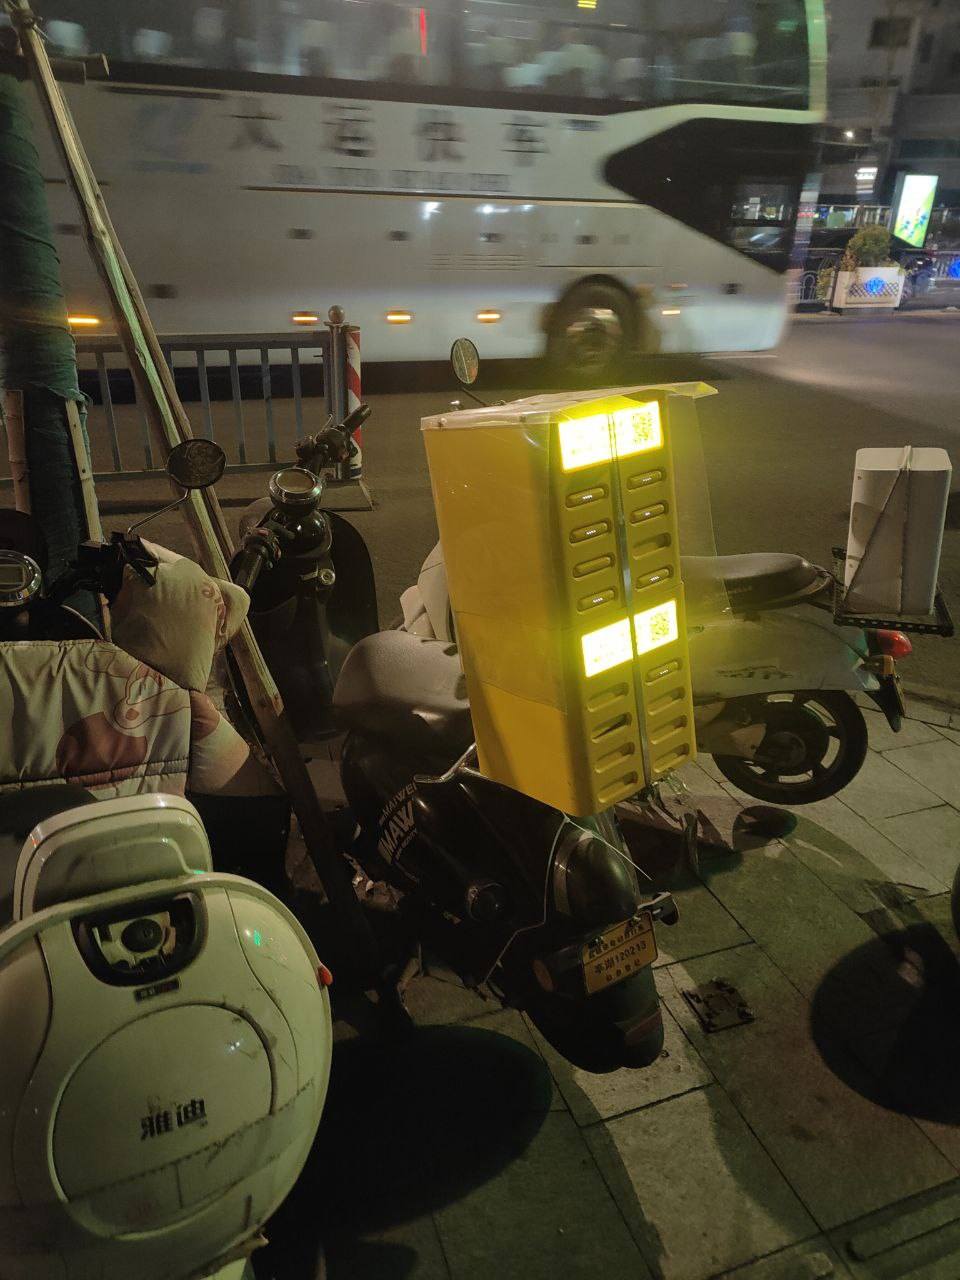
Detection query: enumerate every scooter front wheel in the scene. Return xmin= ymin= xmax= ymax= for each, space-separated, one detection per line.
xmin=712 ymin=690 xmax=868 ymax=805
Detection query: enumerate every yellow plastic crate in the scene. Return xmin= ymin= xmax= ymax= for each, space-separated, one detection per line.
xmin=422 ymin=383 xmax=712 ymax=816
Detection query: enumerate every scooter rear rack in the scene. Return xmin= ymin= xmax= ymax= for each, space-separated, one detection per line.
xmin=831 ymin=548 xmax=955 ymax=638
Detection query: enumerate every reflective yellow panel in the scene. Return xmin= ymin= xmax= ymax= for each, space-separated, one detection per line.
xmin=613 ymin=402 xmax=662 ymax=457
xmin=559 ymin=414 xmax=611 ymax=473
xmin=581 ymin=617 xmax=633 ymax=678
xmin=634 ymin=599 xmax=679 ymax=655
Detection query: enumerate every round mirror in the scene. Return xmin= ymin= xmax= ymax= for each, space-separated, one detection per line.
xmin=450 ymin=337 xmax=480 ymax=387
xmin=166 ymin=438 xmax=226 ymax=490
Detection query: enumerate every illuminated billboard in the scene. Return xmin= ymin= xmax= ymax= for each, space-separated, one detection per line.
xmin=892 ymin=174 xmax=939 ymax=249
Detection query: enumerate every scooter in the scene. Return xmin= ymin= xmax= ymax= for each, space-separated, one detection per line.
xmin=400 ymin=344 xmax=916 ymax=807
xmin=223 ymin=407 xmax=679 ymax=1074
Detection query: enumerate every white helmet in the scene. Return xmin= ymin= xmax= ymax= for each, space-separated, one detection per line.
xmin=0 ymin=790 xmax=333 ymax=1280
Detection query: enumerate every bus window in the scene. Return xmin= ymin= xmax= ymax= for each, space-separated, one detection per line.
xmin=645 ymin=0 xmax=809 ymax=106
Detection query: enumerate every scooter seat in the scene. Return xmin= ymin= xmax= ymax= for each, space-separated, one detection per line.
xmin=333 ymin=630 xmax=473 ymax=757
xmin=0 ymin=784 xmax=96 ymax=928
xmin=680 ymin=553 xmax=826 ymax=612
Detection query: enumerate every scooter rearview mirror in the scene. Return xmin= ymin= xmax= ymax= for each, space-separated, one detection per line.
xmin=127 ymin=439 xmax=227 ymax=540
xmin=450 ymin=337 xmax=480 ymax=388
xmin=166 ymin=438 xmax=227 ymax=490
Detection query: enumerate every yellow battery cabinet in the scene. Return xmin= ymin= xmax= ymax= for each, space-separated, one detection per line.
xmin=422 ymin=384 xmax=711 ymax=817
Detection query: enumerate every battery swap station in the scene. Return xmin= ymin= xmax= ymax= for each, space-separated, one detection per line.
xmin=422 ymin=383 xmax=711 ymax=816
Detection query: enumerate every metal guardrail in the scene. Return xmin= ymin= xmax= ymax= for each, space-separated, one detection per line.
xmin=74 ymin=329 xmax=337 ymax=479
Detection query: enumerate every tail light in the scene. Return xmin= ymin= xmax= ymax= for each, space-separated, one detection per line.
xmin=874 ymin=629 xmax=913 ymax=659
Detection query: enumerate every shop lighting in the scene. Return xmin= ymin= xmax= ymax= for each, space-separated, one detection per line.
xmin=578 ymin=0 xmax=598 ymax=8
xmin=661 ymin=308 xmax=682 ymax=316
xmin=291 ymin=312 xmax=319 ymax=325
xmin=634 ymin=600 xmax=679 ymax=656
xmin=67 ymin=314 xmax=101 ymax=327
xmin=386 ymin=310 xmax=413 ymax=324
xmin=476 ymin=309 xmax=502 ymax=323
xmin=581 ymin=617 xmax=632 ymax=678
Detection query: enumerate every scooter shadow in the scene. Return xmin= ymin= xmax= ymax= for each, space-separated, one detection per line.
xmin=810 ymin=909 xmax=960 ymax=1126
xmin=254 ymin=1022 xmax=554 ymax=1279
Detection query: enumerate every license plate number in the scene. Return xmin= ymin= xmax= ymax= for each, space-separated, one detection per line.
xmin=581 ymin=912 xmax=657 ymax=996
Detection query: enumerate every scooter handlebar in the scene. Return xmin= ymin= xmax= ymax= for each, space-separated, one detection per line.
xmin=341 ymin=403 xmax=371 ymax=436
xmin=230 ymin=523 xmax=289 ymax=593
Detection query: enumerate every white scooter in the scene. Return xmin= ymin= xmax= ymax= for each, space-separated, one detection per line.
xmin=0 ymin=785 xmax=333 ymax=1280
xmin=402 ymin=343 xmax=917 ymax=807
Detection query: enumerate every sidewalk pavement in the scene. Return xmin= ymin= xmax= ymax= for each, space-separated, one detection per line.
xmin=326 ymin=695 xmax=960 ymax=1280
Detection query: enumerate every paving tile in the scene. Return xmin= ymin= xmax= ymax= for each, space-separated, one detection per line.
xmin=861 ymin=707 xmax=943 ymax=753
xmin=828 ymin=1178 xmax=960 ymax=1280
xmin=903 ymin=697 xmax=952 ymax=728
xmin=327 ymin=1216 xmax=451 ymax=1280
xmin=585 ymin=1084 xmax=815 ymax=1280
xmin=703 ymin=840 xmax=879 ymax=999
xmin=882 ymin=739 xmax=960 ymax=809
xmin=781 ymin=797 xmax=946 ymax=910
xmin=715 ymin=1238 xmax=852 ymax=1279
xmin=524 ymin=1000 xmax=713 ymax=1127
xmin=834 ymin=752 xmax=942 ymax=823
xmin=875 ymin=806 xmax=960 ymax=887
xmin=661 ymin=947 xmax=954 ymax=1230
xmin=679 ymin=757 xmax=733 ymax=799
xmin=936 ymin=724 xmax=960 ymax=747
xmin=435 ymin=1112 xmax=653 ymax=1280
xmin=471 ymin=1009 xmax=566 ymax=1112
xmin=653 ymin=882 xmax=752 ymax=968
xmin=405 ymin=973 xmax=495 ymax=1026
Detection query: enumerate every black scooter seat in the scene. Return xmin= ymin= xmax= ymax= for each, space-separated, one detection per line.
xmin=0 ymin=784 xmax=96 ymax=928
xmin=333 ymin=630 xmax=473 ymax=755
xmin=681 ymin=553 xmax=826 ymax=612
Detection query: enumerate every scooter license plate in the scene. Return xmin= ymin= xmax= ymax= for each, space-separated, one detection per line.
xmin=581 ymin=912 xmax=657 ymax=996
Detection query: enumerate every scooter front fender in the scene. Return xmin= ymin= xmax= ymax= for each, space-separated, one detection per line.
xmin=689 ymin=606 xmax=877 ymax=703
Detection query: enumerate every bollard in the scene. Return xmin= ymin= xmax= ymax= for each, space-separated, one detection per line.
xmin=344 ymin=323 xmax=362 ymax=481
xmin=326 ymin=304 xmax=361 ymax=481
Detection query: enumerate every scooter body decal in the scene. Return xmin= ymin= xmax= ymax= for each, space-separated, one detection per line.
xmin=377 ymin=782 xmax=418 ymax=864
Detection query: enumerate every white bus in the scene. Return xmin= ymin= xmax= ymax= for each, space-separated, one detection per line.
xmin=32 ymin=0 xmax=826 ymax=378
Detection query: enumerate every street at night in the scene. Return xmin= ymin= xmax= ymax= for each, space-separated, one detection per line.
xmin=4 ymin=1 xmax=960 ymax=1279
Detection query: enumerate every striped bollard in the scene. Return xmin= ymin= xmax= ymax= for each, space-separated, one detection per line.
xmin=345 ymin=323 xmax=362 ymax=480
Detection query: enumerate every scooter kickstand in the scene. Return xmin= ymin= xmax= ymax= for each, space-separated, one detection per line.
xmin=374 ymin=944 xmax=423 ymax=1040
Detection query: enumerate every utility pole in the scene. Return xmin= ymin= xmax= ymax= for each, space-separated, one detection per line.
xmin=0 ymin=32 xmax=100 ymax=618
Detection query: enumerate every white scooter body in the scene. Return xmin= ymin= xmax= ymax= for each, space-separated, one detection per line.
xmin=400 ymin=541 xmax=895 ymax=801
xmin=688 ymin=606 xmax=877 ymax=703
xmin=402 ymin=541 xmax=879 ymax=704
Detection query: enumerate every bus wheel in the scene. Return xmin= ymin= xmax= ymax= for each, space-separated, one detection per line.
xmin=547 ymin=281 xmax=636 ymax=385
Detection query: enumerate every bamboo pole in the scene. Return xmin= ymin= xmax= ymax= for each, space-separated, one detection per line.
xmin=64 ymin=399 xmax=102 ymax=541
xmin=1 ymin=390 xmax=29 ymax=513
xmin=4 ymin=0 xmax=375 ymax=973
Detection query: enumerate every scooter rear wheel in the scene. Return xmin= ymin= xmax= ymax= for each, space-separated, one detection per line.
xmin=712 ymin=690 xmax=868 ymax=805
